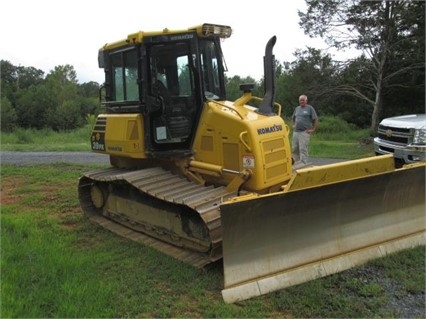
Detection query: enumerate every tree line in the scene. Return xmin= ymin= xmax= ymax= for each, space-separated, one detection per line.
xmin=1 ymin=0 xmax=424 ymax=134
xmin=1 ymin=63 xmax=100 ymax=132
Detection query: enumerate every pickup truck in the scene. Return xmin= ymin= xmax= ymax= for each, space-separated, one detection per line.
xmin=374 ymin=114 xmax=426 ymax=166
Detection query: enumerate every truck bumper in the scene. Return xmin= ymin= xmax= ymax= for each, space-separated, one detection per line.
xmin=374 ymin=138 xmax=426 ymax=163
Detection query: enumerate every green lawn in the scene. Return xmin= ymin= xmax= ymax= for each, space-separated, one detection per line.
xmin=1 ymin=163 xmax=424 ymax=318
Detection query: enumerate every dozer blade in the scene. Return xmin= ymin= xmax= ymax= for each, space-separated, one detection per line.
xmin=221 ymin=158 xmax=425 ymax=303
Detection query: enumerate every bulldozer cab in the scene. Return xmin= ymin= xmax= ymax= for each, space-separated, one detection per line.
xmin=98 ymin=24 xmax=230 ymax=157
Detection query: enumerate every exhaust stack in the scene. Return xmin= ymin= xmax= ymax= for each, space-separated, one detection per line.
xmin=258 ymin=36 xmax=277 ymax=116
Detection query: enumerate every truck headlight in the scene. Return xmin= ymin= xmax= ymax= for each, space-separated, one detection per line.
xmin=413 ymin=126 xmax=426 ymax=145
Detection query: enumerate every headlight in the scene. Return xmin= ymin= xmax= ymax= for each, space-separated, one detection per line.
xmin=413 ymin=126 xmax=426 ymax=145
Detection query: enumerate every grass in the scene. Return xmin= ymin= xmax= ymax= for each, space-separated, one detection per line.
xmin=310 ymin=138 xmax=373 ymax=159
xmin=1 ymin=163 xmax=425 ymax=318
xmin=0 ymin=127 xmax=92 ymax=151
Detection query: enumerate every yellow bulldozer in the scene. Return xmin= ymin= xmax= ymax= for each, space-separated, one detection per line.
xmin=78 ymin=23 xmax=425 ymax=303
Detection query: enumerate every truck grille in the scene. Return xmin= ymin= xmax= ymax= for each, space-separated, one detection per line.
xmin=377 ymin=124 xmax=412 ymax=145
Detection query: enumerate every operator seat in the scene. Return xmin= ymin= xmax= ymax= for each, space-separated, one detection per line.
xmin=155 ymin=79 xmax=191 ymax=140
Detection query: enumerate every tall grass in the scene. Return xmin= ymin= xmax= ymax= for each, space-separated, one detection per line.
xmin=1 ymin=126 xmax=92 ymax=151
xmin=283 ymin=115 xmax=375 ymax=158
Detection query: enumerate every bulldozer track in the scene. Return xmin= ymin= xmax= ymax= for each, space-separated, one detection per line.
xmin=78 ymin=167 xmax=237 ymax=268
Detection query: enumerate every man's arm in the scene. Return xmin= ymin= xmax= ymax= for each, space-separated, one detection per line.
xmin=307 ymin=118 xmax=318 ymax=134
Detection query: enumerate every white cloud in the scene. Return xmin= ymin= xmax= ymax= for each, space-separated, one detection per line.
xmin=1 ymin=0 xmax=335 ymax=84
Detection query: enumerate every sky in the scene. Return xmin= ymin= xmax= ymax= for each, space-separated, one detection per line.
xmin=0 ymin=0 xmax=352 ymax=84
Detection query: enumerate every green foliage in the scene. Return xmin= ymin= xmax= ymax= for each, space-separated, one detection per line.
xmin=84 ymin=114 xmax=97 ymax=138
xmin=78 ymin=97 xmax=101 ymax=116
xmin=48 ymin=100 xmax=83 ymax=131
xmin=85 ymin=114 xmax=97 ymax=128
xmin=14 ymin=84 xmax=54 ymax=129
xmin=309 ymin=116 xmax=374 ymax=158
xmin=13 ymin=127 xmax=35 ymax=144
xmin=77 ymin=81 xmax=99 ymax=98
xmin=316 ymin=115 xmax=354 ymax=135
xmin=1 ymin=96 xmax=17 ymax=132
xmin=1 ymin=60 xmax=100 ymax=132
xmin=225 ymin=75 xmax=259 ymax=102
xmin=0 ymin=60 xmax=45 ymax=100
xmin=0 ymin=127 xmax=91 ymax=151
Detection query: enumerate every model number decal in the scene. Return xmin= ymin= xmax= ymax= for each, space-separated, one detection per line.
xmin=92 ymin=142 xmax=105 ymax=151
xmin=91 ymin=132 xmax=105 ymax=151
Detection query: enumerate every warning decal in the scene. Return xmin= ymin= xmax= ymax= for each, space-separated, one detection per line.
xmin=242 ymin=155 xmax=255 ymax=169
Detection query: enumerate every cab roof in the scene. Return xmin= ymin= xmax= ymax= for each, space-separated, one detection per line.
xmin=100 ymin=23 xmax=232 ymax=51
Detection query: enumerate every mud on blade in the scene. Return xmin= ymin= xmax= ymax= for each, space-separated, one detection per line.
xmin=221 ymin=163 xmax=426 ymax=303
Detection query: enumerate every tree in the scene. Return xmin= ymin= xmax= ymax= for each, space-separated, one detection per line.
xmin=77 ymin=81 xmax=102 ymax=118
xmin=42 ymin=65 xmax=81 ymax=130
xmin=0 ymin=96 xmax=17 ymax=132
xmin=78 ymin=81 xmax=100 ymax=98
xmin=277 ymin=48 xmax=339 ymax=118
xmin=44 ymin=65 xmax=78 ymax=102
xmin=332 ymin=55 xmax=375 ymax=127
xmin=0 ymin=60 xmax=17 ymax=100
xmin=225 ymin=75 xmax=258 ymax=102
xmin=0 ymin=60 xmax=44 ymax=104
xmin=15 ymin=65 xmax=45 ymax=90
xmin=48 ymin=100 xmax=83 ymax=131
xmin=15 ymin=84 xmax=56 ymax=129
xmin=299 ymin=0 xmax=425 ymax=133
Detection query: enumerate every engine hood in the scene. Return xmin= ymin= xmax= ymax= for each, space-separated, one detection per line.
xmin=380 ymin=114 xmax=426 ymax=129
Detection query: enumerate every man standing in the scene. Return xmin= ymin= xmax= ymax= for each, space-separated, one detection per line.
xmin=292 ymin=94 xmax=318 ymax=167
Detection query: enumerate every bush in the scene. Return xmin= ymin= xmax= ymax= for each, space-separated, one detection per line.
xmin=317 ymin=116 xmax=355 ymax=134
xmin=312 ymin=115 xmax=371 ymax=142
xmin=1 ymin=97 xmax=17 ymax=132
xmin=47 ymin=100 xmax=83 ymax=131
xmin=14 ymin=128 xmax=34 ymax=144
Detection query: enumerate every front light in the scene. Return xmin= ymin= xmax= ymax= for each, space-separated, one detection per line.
xmin=413 ymin=126 xmax=426 ymax=145
xmin=201 ymin=24 xmax=232 ymax=38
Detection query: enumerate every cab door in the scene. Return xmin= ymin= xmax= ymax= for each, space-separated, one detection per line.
xmin=144 ymin=39 xmax=201 ymax=154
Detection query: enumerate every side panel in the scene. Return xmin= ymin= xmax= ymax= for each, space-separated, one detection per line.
xmin=91 ymin=114 xmax=146 ymax=158
xmin=221 ymin=164 xmax=426 ymax=303
xmin=192 ymin=101 xmax=292 ymax=191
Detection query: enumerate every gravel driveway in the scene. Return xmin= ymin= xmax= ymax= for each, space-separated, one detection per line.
xmin=1 ymin=151 xmax=110 ymax=166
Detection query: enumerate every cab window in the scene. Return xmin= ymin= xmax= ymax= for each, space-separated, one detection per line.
xmin=111 ymin=49 xmax=138 ymax=101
